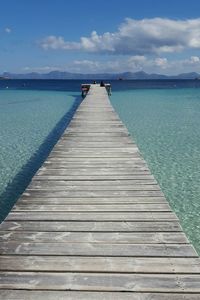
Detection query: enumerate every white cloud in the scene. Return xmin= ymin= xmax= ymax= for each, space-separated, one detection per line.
xmin=190 ymin=56 xmax=200 ymax=63
xmin=41 ymin=36 xmax=81 ymax=50
xmin=127 ymin=56 xmax=147 ymax=70
xmin=40 ymin=18 xmax=200 ymax=55
xmin=71 ymin=60 xmax=100 ymax=72
xmin=23 ymin=66 xmax=60 ymax=73
xmin=23 ymin=55 xmax=200 ymax=75
xmin=154 ymin=58 xmax=168 ymax=69
xmin=67 ymin=56 xmax=200 ymax=74
xmin=5 ymin=27 xmax=11 ymax=33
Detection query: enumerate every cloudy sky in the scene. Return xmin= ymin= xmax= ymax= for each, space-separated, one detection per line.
xmin=1 ymin=0 xmax=200 ymax=74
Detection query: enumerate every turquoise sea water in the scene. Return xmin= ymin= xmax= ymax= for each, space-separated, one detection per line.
xmin=0 ymin=89 xmax=79 ymax=220
xmin=111 ymin=88 xmax=200 ymax=254
xmin=1 ymin=80 xmax=200 ymax=255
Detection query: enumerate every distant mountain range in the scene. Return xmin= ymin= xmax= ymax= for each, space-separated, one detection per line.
xmin=1 ymin=71 xmax=200 ymax=80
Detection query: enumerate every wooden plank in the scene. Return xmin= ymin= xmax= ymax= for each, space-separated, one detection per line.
xmin=49 ymin=149 xmax=140 ymax=154
xmin=0 ymin=291 xmax=200 ymax=300
xmin=52 ymin=143 xmax=135 ymax=148
xmin=13 ymin=204 xmax=171 ymax=212
xmin=69 ymin=122 xmax=125 ymax=125
xmin=37 ymin=170 xmax=153 ymax=176
xmin=34 ymin=175 xmax=156 ymax=180
xmin=0 ymin=256 xmax=199 ymax=273
xmin=44 ymin=161 xmax=146 ymax=168
xmin=62 ymin=139 xmax=132 ymax=143
xmin=36 ymin=168 xmax=153 ymax=174
xmin=35 ymin=160 xmax=147 ymax=166
xmin=39 ymin=163 xmax=150 ymax=168
xmin=68 ymin=124 xmax=125 ymax=128
xmin=26 ymin=185 xmax=161 ymax=191
xmin=47 ymin=149 xmax=140 ymax=154
xmin=21 ymin=190 xmax=164 ymax=197
xmin=46 ymin=155 xmax=141 ymax=159
xmin=44 ymin=160 xmax=145 ymax=165
xmin=41 ymin=159 xmax=148 ymax=163
xmin=0 ymin=231 xmax=187 ymax=244
xmin=30 ymin=179 xmax=157 ymax=185
xmin=49 ymin=155 xmax=141 ymax=159
xmin=6 ymin=212 xmax=178 ymax=221
xmin=17 ymin=196 xmax=168 ymax=205
xmin=65 ymin=129 xmax=129 ymax=133
xmin=43 ymin=162 xmax=145 ymax=167
xmin=63 ymin=132 xmax=129 ymax=136
xmin=0 ymin=272 xmax=200 ymax=292
xmin=0 ymin=242 xmax=196 ymax=256
xmin=0 ymin=221 xmax=182 ymax=232
xmin=58 ymin=138 xmax=133 ymax=143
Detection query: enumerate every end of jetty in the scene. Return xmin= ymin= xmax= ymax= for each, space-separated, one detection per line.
xmin=81 ymin=82 xmax=111 ymax=97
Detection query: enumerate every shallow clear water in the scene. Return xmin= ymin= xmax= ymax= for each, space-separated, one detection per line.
xmin=111 ymin=88 xmax=200 ymax=254
xmin=1 ymin=80 xmax=200 ymax=255
xmin=0 ymin=89 xmax=79 ymax=220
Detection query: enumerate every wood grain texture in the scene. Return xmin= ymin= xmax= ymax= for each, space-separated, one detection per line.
xmin=0 ymin=291 xmax=200 ymax=300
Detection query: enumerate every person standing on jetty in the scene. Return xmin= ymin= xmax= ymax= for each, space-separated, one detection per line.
xmin=100 ymin=80 xmax=105 ymax=87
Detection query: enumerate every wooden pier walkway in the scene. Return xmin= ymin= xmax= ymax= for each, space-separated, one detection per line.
xmin=0 ymin=84 xmax=200 ymax=299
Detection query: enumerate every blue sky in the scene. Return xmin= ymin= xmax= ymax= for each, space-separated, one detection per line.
xmin=1 ymin=0 xmax=200 ymax=74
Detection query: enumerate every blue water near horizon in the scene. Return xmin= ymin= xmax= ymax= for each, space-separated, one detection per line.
xmin=1 ymin=79 xmax=200 ymax=255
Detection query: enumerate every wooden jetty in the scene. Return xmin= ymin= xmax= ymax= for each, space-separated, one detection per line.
xmin=0 ymin=84 xmax=200 ymax=299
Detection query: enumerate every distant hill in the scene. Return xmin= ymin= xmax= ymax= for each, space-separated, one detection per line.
xmin=171 ymin=72 xmax=200 ymax=79
xmin=1 ymin=71 xmax=200 ymax=80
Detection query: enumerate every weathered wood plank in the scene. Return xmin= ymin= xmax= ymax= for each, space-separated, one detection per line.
xmin=0 ymin=272 xmax=200 ymax=292
xmin=0 ymin=242 xmax=197 ymax=256
xmin=52 ymin=143 xmax=135 ymax=148
xmin=0 ymin=221 xmax=182 ymax=232
xmin=48 ymin=150 xmax=140 ymax=154
xmin=37 ymin=166 xmax=151 ymax=172
xmin=40 ymin=164 xmax=147 ymax=170
xmin=43 ymin=162 xmax=145 ymax=168
xmin=13 ymin=204 xmax=171 ymax=212
xmin=66 ymin=129 xmax=129 ymax=133
xmin=17 ymin=196 xmax=168 ymax=204
xmin=47 ymin=151 xmax=140 ymax=155
xmin=0 ymin=256 xmax=199 ymax=273
xmin=0 ymin=291 xmax=200 ymax=300
xmin=64 ymin=132 xmax=129 ymax=136
xmin=69 ymin=122 xmax=125 ymax=126
xmin=30 ymin=179 xmax=157 ymax=185
xmin=45 ymin=156 xmax=142 ymax=160
xmin=37 ymin=170 xmax=153 ymax=176
xmin=50 ymin=159 xmax=141 ymax=163
xmin=57 ymin=140 xmax=133 ymax=145
xmin=26 ymin=185 xmax=161 ymax=191
xmin=6 ymin=212 xmax=177 ymax=221
xmin=0 ymin=231 xmax=187 ymax=244
xmin=34 ymin=175 xmax=155 ymax=180
xmin=48 ymin=155 xmax=141 ymax=159
xmin=22 ymin=191 xmax=164 ymax=198
xmin=44 ymin=157 xmax=145 ymax=162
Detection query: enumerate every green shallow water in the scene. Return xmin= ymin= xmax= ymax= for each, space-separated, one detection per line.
xmin=111 ymin=88 xmax=200 ymax=254
xmin=0 ymin=89 xmax=79 ymax=220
